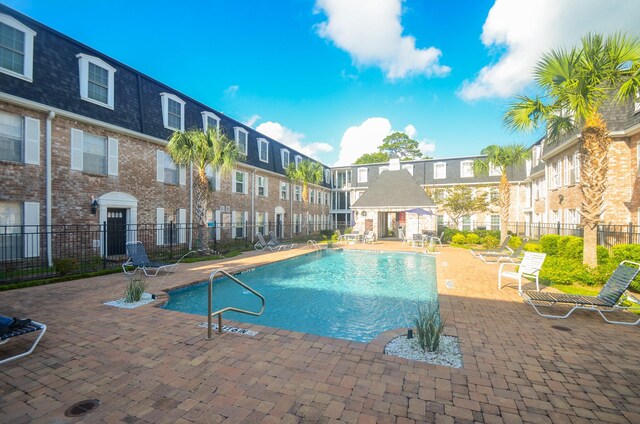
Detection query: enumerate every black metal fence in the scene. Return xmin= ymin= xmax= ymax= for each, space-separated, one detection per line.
xmin=506 ymin=221 xmax=640 ymax=249
xmin=0 ymin=220 xmax=332 ymax=285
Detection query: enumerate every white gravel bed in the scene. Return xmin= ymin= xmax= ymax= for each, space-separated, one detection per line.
xmin=103 ymin=292 xmax=155 ymax=309
xmin=385 ymin=335 xmax=463 ymax=368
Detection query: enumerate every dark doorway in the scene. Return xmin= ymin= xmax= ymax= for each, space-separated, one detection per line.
xmin=107 ymin=209 xmax=127 ymax=256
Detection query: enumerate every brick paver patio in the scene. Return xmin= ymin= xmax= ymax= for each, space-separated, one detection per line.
xmin=1 ymin=242 xmax=639 ymax=423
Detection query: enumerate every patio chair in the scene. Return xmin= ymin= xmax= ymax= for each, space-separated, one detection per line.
xmin=122 ymin=241 xmax=180 ymax=276
xmin=0 ymin=316 xmax=47 ymax=365
xmin=471 ymin=235 xmax=512 ymax=257
xmin=522 ymin=260 xmax=640 ymax=325
xmin=399 ymin=228 xmax=412 ymax=246
xmin=267 ymin=231 xmax=295 ymax=250
xmin=255 ymin=232 xmax=287 ymax=251
xmin=411 ymin=233 xmax=426 ymax=248
xmin=479 ymin=238 xmax=529 ymax=264
xmin=334 ymin=230 xmax=346 ymax=243
xmin=498 ymin=251 xmax=546 ymax=292
xmin=363 ymin=231 xmax=376 ymax=244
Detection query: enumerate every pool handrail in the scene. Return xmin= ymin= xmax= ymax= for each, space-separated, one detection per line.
xmin=207 ymin=269 xmax=265 ymax=340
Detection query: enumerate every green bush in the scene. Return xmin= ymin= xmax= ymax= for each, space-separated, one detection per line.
xmin=53 ymin=258 xmax=78 ymax=275
xmin=343 ymin=227 xmax=353 ymax=235
xmin=124 ymin=275 xmax=147 ymax=303
xmin=465 ymin=233 xmax=480 ymax=244
xmin=540 ymin=257 xmax=595 ymax=285
xmin=611 ymin=244 xmax=640 ymax=262
xmin=524 ymin=243 xmax=542 ymax=252
xmin=442 ymin=228 xmax=461 ymax=243
xmin=508 ymin=236 xmax=522 ymax=250
xmin=451 ymin=233 xmax=466 ymax=245
xmin=540 ymin=234 xmax=561 ymax=256
xmin=561 ymin=236 xmax=583 ymax=260
xmin=474 ymin=229 xmax=501 ymax=240
xmin=414 ymin=302 xmax=445 ymax=352
xmin=597 ymin=246 xmax=609 ymax=264
xmin=483 ymin=235 xmax=499 ymax=250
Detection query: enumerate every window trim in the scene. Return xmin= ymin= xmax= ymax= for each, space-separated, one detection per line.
xmin=201 ymin=111 xmax=220 ymax=132
xmin=160 ymin=93 xmax=185 ymax=131
xmin=281 ymin=149 xmax=290 ymax=169
xmin=257 ymin=138 xmax=269 ymax=163
xmin=402 ymin=164 xmax=414 ymax=176
xmin=294 ymin=155 xmax=302 ymax=168
xmin=460 ymin=160 xmax=473 ymax=178
xmin=280 ymin=181 xmax=289 ymax=200
xmin=234 ymin=127 xmax=248 ymax=155
xmin=0 ymin=14 xmax=36 ymax=82
xmin=76 ymin=53 xmax=116 ymax=109
xmin=434 ymin=162 xmax=446 ymax=179
xmin=233 ymin=170 xmax=246 ymax=194
xmin=324 ymin=169 xmax=330 ymax=184
xmin=357 ymin=167 xmax=368 ymax=183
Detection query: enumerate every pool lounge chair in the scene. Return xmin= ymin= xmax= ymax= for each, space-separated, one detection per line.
xmin=255 ymin=232 xmax=287 ymax=251
xmin=0 ymin=316 xmax=47 ymax=365
xmin=522 ymin=260 xmax=640 ymax=325
xmin=267 ymin=231 xmax=295 ymax=250
xmin=479 ymin=238 xmax=528 ymax=264
xmin=471 ymin=235 xmax=512 ymax=257
xmin=122 ymin=241 xmax=180 ymax=276
xmin=498 ymin=251 xmax=546 ymax=292
xmin=363 ymin=230 xmax=376 ymax=244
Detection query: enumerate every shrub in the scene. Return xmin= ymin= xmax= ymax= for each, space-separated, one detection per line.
xmin=611 ymin=244 xmax=640 ymax=263
xmin=451 ymin=233 xmax=466 ymax=245
xmin=597 ymin=246 xmax=609 ymax=264
xmin=539 ymin=257 xmax=595 ymax=285
xmin=474 ymin=229 xmax=501 ymax=240
xmin=442 ymin=228 xmax=460 ymax=243
xmin=343 ymin=227 xmax=353 ymax=235
xmin=413 ymin=302 xmax=445 ymax=352
xmin=465 ymin=233 xmax=480 ymax=245
xmin=53 ymin=258 xmax=78 ymax=275
xmin=124 ymin=275 xmax=147 ymax=303
xmin=483 ymin=235 xmax=499 ymax=250
xmin=561 ymin=236 xmax=583 ymax=260
xmin=540 ymin=234 xmax=561 ymax=256
xmin=508 ymin=236 xmax=522 ymax=250
xmin=524 ymin=243 xmax=542 ymax=252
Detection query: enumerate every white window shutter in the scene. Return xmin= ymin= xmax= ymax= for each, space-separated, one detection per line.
xmin=179 ymin=166 xmax=186 ymax=185
xmin=156 ymin=207 xmax=164 ymax=245
xmin=244 ymin=172 xmax=249 ymax=194
xmin=215 ymin=210 xmax=221 ymax=240
xmin=108 ymin=137 xmax=118 ymax=176
xmin=178 ymin=208 xmax=186 ymax=243
xmin=243 ymin=211 xmax=248 ymax=237
xmin=23 ymin=202 xmax=40 ymax=258
xmin=232 ymin=171 xmax=237 ymax=193
xmin=265 ymin=212 xmax=268 ymax=228
xmin=264 ymin=178 xmax=268 ymax=197
xmin=156 ymin=150 xmax=164 ymax=182
xmin=24 ymin=117 xmax=40 ymax=165
xmin=231 ymin=211 xmax=237 ymax=236
xmin=71 ymin=128 xmax=84 ymax=170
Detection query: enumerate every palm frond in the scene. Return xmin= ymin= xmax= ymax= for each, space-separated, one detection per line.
xmin=503 ymin=95 xmax=549 ymax=132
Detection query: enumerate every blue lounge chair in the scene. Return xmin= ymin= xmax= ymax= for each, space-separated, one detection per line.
xmin=122 ymin=241 xmax=179 ymax=276
xmin=1 ymin=316 xmax=47 ymax=365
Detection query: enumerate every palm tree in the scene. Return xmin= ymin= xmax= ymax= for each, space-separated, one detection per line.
xmin=167 ymin=127 xmax=240 ymax=250
xmin=473 ymin=144 xmax=530 ymax=239
xmin=286 ymin=159 xmax=323 ymax=234
xmin=503 ymin=32 xmax=640 ymax=266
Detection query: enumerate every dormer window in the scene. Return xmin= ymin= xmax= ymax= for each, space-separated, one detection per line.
xmin=234 ymin=127 xmax=248 ymax=155
xmin=281 ymin=149 xmax=290 ymax=168
xmin=294 ymin=155 xmax=302 ymax=168
xmin=402 ymin=164 xmax=414 ymax=176
xmin=434 ymin=162 xmax=446 ymax=179
xmin=635 ymin=90 xmax=640 ymax=114
xmin=77 ymin=54 xmax=116 ymax=109
xmin=489 ymin=162 xmax=501 ymax=176
xmin=257 ymin=138 xmax=269 ymax=163
xmin=460 ymin=160 xmax=473 ymax=178
xmin=324 ymin=169 xmax=330 ymax=184
xmin=201 ymin=111 xmax=220 ymax=132
xmin=160 ymin=93 xmax=185 ymax=131
xmin=0 ymin=14 xmax=36 ymax=81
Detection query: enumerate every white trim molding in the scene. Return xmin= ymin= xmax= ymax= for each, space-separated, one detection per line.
xmin=0 ymin=13 xmax=36 ymax=82
xmin=76 ymin=53 xmax=116 ymax=109
xmin=160 ymin=92 xmax=185 ymax=131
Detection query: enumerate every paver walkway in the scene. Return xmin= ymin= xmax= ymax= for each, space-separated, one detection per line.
xmin=1 ymin=242 xmax=639 ymax=423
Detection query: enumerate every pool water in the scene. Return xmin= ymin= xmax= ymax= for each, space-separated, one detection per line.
xmin=163 ymin=249 xmax=438 ymax=342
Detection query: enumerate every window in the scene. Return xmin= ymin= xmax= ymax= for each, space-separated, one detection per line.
xmin=402 ymin=164 xmax=414 ymax=176
xmin=257 ymin=138 xmax=269 ymax=163
xmin=281 ymin=149 xmax=290 ymax=168
xmin=378 ymin=166 xmax=389 ymax=174
xmin=324 ymin=169 xmax=330 ymax=184
xmin=256 ymin=212 xmax=267 ymax=235
xmin=160 ymin=93 xmax=185 ymax=131
xmin=460 ymin=160 xmax=473 ymax=178
xmin=77 ymin=54 xmax=116 ymax=108
xmin=310 ymin=189 xmax=315 ymax=204
xmin=566 ymin=209 xmax=579 ymax=225
xmin=294 ymin=214 xmax=300 ymax=234
xmin=233 ymin=170 xmax=246 ymax=194
xmin=233 ymin=211 xmax=246 ymax=238
xmin=294 ymin=155 xmax=302 ymax=168
xmin=489 ymin=187 xmax=499 ymax=203
xmin=572 ymin=153 xmax=580 ymax=184
xmin=634 ymin=90 xmax=639 ymax=114
xmin=550 ymin=161 xmax=559 ymax=189
xmin=294 ymin=185 xmax=301 ymax=201
xmin=0 ymin=14 xmax=36 ymax=81
xmin=71 ymin=129 xmax=118 ymax=176
xmin=490 ymin=215 xmax=500 ymax=230
xmin=434 ymin=162 xmax=446 ymax=179
xmin=202 ymin=111 xmax=220 ymax=132
xmin=256 ymin=175 xmax=267 ymax=196
xmin=489 ymin=162 xmax=501 ymax=176
xmin=156 ymin=150 xmax=185 ymax=185
xmin=280 ymin=182 xmax=289 ymax=200
xmin=163 ymin=153 xmax=178 ymax=185
xmin=234 ymin=127 xmax=248 ymax=155
xmin=462 ymin=216 xmax=471 ymax=231
xmin=0 ymin=201 xmax=21 ymax=259
xmin=357 ymin=167 xmax=368 ymax=183
xmin=206 ymin=165 xmax=220 ymax=191
xmin=162 ymin=209 xmax=179 ymax=245
xmin=0 ymin=111 xmax=21 ymax=163
xmin=550 ymin=210 xmax=559 ymax=223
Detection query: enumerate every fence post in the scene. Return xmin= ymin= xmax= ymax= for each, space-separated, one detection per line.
xmin=102 ymin=221 xmax=107 ymax=269
xmin=169 ymin=221 xmax=174 ymax=257
xmin=556 ymin=221 xmax=561 ymax=235
xmin=244 ymin=220 xmax=248 ymax=248
xmin=213 ymin=221 xmax=217 ymax=253
xmin=629 ymin=221 xmax=633 ymax=245
xmin=537 ymin=222 xmax=541 ymax=240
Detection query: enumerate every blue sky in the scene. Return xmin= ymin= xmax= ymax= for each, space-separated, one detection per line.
xmin=5 ymin=0 xmax=639 ymax=165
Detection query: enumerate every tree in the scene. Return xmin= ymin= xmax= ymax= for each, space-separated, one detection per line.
xmin=353 ymin=152 xmax=390 ymax=164
xmin=167 ymin=127 xmax=240 ymax=249
xmin=430 ymin=185 xmax=490 ymax=229
xmin=473 ymin=144 xmax=530 ymax=240
xmin=503 ymin=32 xmax=640 ymax=266
xmin=286 ymin=159 xmax=324 ymax=232
xmin=379 ymin=132 xmax=422 ymax=160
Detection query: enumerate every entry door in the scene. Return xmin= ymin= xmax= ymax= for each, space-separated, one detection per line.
xmin=107 ymin=209 xmax=127 ymax=256
xmin=275 ymin=214 xmax=283 ymax=239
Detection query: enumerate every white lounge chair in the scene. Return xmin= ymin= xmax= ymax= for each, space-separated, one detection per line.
xmin=471 ymin=235 xmax=512 ymax=257
xmin=267 ymin=231 xmax=295 ymax=250
xmin=479 ymin=238 xmax=529 ymax=264
xmin=255 ymin=232 xmax=287 ymax=251
xmin=498 ymin=251 xmax=546 ymax=292
xmin=363 ymin=230 xmax=376 ymax=244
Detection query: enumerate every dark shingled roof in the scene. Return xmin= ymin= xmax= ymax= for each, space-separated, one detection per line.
xmin=351 ymin=170 xmax=435 ymax=208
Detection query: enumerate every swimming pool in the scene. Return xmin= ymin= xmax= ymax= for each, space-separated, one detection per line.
xmin=163 ymin=249 xmax=438 ymax=342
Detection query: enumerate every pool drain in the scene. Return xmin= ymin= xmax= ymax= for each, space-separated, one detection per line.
xmin=64 ymin=399 xmax=100 ymax=417
xmin=551 ymin=325 xmax=572 ymax=332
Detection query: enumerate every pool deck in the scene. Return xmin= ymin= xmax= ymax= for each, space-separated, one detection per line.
xmin=1 ymin=241 xmax=639 ymax=423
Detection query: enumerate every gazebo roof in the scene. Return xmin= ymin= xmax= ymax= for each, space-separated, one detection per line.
xmin=351 ymin=170 xmax=435 ymax=209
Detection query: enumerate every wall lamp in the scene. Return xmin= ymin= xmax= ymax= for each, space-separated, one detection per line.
xmin=91 ymin=197 xmax=99 ymax=215
xmin=558 ymin=194 xmax=564 ymax=204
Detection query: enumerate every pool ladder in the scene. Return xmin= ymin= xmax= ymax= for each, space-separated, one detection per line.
xmin=206 ymin=269 xmax=265 ymax=340
xmin=306 ymin=239 xmax=321 ymax=250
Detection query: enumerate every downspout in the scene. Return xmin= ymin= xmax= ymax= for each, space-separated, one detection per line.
xmin=189 ymin=162 xmax=193 ymax=250
xmin=251 ymin=169 xmax=256 ymax=243
xmin=45 ymin=111 xmax=55 ymax=267
xmin=290 ymin=183 xmax=293 ymax=238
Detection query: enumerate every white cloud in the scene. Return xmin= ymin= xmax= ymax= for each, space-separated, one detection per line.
xmin=403 ymin=124 xmax=435 ymax=157
xmin=224 ymin=85 xmax=239 ymax=97
xmin=403 ymin=124 xmax=417 ymax=139
xmin=244 ymin=114 xmax=261 ymax=127
xmin=256 ymin=121 xmax=333 ymax=160
xmin=459 ymin=0 xmax=640 ymax=101
xmin=314 ymin=0 xmax=450 ymax=80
